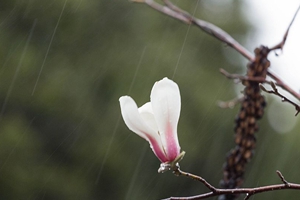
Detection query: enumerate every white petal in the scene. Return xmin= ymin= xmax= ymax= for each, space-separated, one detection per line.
xmin=119 ymin=96 xmax=168 ymax=162
xmin=138 ymin=102 xmax=159 ymax=133
xmin=150 ymin=77 xmax=181 ymax=161
xmin=119 ymin=96 xmax=156 ymax=140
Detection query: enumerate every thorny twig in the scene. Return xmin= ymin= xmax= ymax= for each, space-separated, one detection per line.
xmin=162 ymin=167 xmax=300 ymax=200
xmin=260 ymin=82 xmax=300 ymax=116
xmin=131 ymin=0 xmax=300 ymax=102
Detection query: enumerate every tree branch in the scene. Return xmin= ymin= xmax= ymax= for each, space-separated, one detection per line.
xmin=269 ymin=5 xmax=300 ymax=51
xmin=162 ymin=169 xmax=300 ymax=200
xmin=131 ymin=0 xmax=254 ymax=61
xmin=267 ymin=72 xmax=300 ymax=101
xmin=132 ymin=0 xmax=300 ymax=103
xmin=260 ymin=82 xmax=300 ymax=116
xmin=220 ymin=68 xmax=300 ymax=102
xmin=220 ymin=68 xmax=269 ymax=83
xmin=219 ymin=68 xmax=300 ymax=115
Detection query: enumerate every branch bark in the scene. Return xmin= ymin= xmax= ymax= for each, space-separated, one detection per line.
xmin=162 ymin=169 xmax=300 ymax=200
xmin=132 ymin=0 xmax=300 ymax=102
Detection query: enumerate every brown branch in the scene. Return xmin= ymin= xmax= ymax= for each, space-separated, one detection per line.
xmin=269 ymin=5 xmax=300 ymax=51
xmin=132 ymin=0 xmax=254 ymax=61
xmin=220 ymin=68 xmax=269 ymax=83
xmin=267 ymin=72 xmax=300 ymax=101
xmin=219 ymin=68 xmax=300 ymax=103
xmin=162 ymin=169 xmax=300 ymax=200
xmin=132 ymin=0 xmax=300 ymax=103
xmin=276 ymin=170 xmax=289 ymax=186
xmin=265 ymin=4 xmax=300 ymax=99
xmin=260 ymin=82 xmax=300 ymax=116
xmin=173 ymin=168 xmax=216 ymax=192
xmin=132 ymin=0 xmax=191 ymax=23
xmin=219 ymin=68 xmax=300 ymax=116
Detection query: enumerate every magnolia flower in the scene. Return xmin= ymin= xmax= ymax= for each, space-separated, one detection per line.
xmin=119 ymin=77 xmax=184 ymax=171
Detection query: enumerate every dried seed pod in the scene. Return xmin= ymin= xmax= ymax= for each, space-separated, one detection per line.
xmin=243 ymin=150 xmax=252 ymax=160
xmin=249 ymin=117 xmax=256 ymax=125
xmin=235 ymin=134 xmax=242 ymax=144
xmin=221 ymin=46 xmax=270 ymax=192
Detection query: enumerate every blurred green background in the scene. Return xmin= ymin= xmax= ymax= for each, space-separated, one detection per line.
xmin=0 ymin=0 xmax=299 ymax=199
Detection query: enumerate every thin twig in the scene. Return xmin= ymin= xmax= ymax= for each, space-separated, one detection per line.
xmin=173 ymin=168 xmax=216 ymax=192
xmin=269 ymin=5 xmax=300 ymax=51
xmin=220 ymin=68 xmax=300 ymax=102
xmin=220 ymin=67 xmax=300 ymax=116
xmin=276 ymin=170 xmax=290 ymax=186
xmin=267 ymin=72 xmax=300 ymax=100
xmin=265 ymin=4 xmax=300 ymax=100
xmin=260 ymin=83 xmax=300 ymax=116
xmin=220 ymin=68 xmax=269 ymax=83
xmin=163 ymin=170 xmax=300 ymax=200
